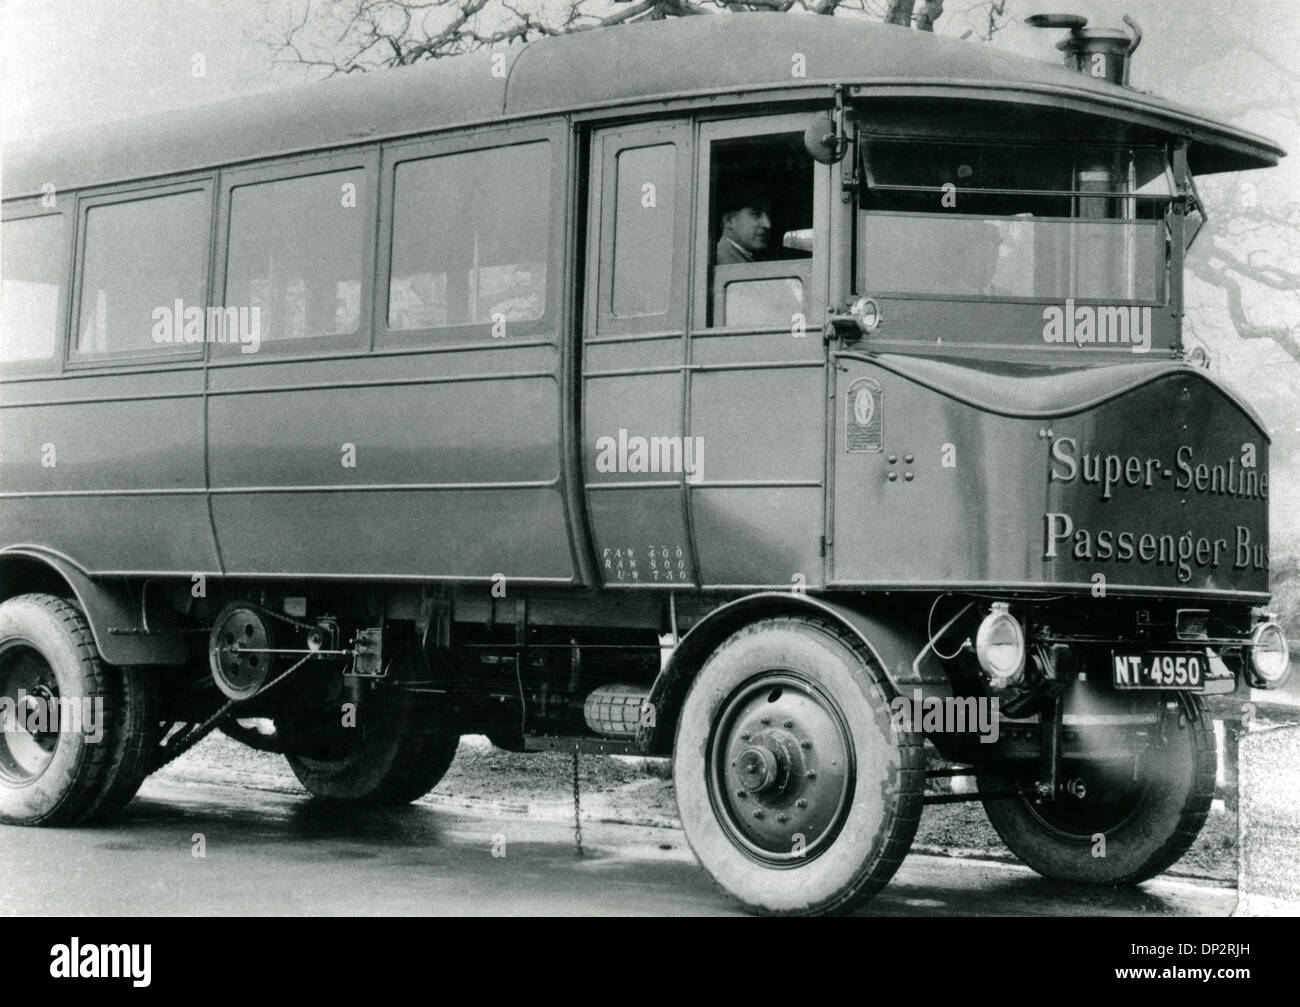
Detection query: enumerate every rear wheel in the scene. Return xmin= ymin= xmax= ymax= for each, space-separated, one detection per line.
xmin=286 ymin=682 xmax=460 ymax=805
xmin=978 ymin=694 xmax=1215 ymax=885
xmin=85 ymin=665 xmax=164 ymax=821
xmin=673 ymin=617 xmax=923 ymax=916
xmin=0 ymin=594 xmax=121 ymax=826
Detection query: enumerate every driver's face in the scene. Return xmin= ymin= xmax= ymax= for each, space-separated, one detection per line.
xmin=724 ymin=204 xmax=771 ymax=254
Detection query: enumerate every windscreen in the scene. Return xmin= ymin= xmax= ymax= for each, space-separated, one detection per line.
xmin=860 ymin=140 xmax=1174 ymax=305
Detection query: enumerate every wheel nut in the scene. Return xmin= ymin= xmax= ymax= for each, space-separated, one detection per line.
xmin=736 ymin=790 xmax=747 ymax=799
xmin=796 ymin=799 xmax=808 ymax=809
xmin=782 ymin=719 xmax=793 ymax=728
xmin=800 ymin=740 xmax=811 ymax=750
xmin=806 ymin=770 xmax=817 ymax=780
xmin=760 ymin=716 xmax=770 ymax=725
xmin=753 ymin=810 xmax=764 ymax=819
xmin=777 ymin=814 xmax=788 ymax=823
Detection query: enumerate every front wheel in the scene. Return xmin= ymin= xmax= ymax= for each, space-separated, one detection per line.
xmin=978 ymin=694 xmax=1215 ymax=885
xmin=673 ymin=617 xmax=923 ymax=916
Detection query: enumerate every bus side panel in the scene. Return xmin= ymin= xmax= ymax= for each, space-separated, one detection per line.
xmin=206 ymin=344 xmax=575 ymax=582
xmin=0 ymin=367 xmax=219 ymax=574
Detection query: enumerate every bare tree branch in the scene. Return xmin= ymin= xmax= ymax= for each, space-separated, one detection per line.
xmin=265 ymin=0 xmax=982 ymax=76
xmin=1187 ymin=253 xmax=1300 ymax=365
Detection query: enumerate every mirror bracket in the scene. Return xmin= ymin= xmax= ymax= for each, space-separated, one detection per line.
xmin=804 ymin=85 xmax=856 ymax=184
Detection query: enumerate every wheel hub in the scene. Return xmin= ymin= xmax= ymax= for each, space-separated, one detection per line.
xmin=710 ymin=674 xmax=854 ymax=864
xmin=736 ymin=744 xmax=780 ymax=793
xmin=0 ymin=645 xmax=61 ymax=784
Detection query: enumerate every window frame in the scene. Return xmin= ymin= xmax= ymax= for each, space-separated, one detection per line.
xmin=376 ymin=121 xmax=566 ymax=351
xmin=608 ymin=140 xmax=681 ymax=322
xmin=0 ymin=197 xmax=72 ymax=378
xmin=583 ymin=120 xmax=693 ymax=342
xmin=692 ymin=114 xmax=829 ymax=334
xmin=65 ymin=176 xmax=214 ymax=370
xmin=213 ymin=148 xmax=378 ymax=359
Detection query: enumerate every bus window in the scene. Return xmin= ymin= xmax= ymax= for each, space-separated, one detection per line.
xmin=1 ymin=213 xmax=65 ymax=363
xmin=388 ymin=142 xmax=549 ymax=331
xmin=611 ymin=143 xmax=675 ymax=318
xmin=705 ymin=132 xmax=812 ymax=327
xmin=860 ymin=141 xmax=1171 ymax=304
xmin=226 ymin=169 xmax=365 ymax=342
xmin=74 ymin=190 xmax=207 ymax=357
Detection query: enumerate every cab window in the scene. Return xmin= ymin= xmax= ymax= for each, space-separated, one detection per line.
xmin=705 ymin=132 xmax=813 ymax=328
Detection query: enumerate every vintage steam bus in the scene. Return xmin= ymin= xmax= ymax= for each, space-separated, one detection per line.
xmin=0 ymin=12 xmax=1290 ymax=914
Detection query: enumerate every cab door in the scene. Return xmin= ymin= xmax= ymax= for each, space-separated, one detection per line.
xmin=581 ymin=122 xmax=698 ymax=589
xmin=684 ymin=115 xmax=831 ymax=590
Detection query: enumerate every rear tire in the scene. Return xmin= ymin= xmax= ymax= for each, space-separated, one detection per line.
xmin=978 ymin=693 xmax=1215 ymax=885
xmin=85 ymin=666 xmax=164 ymax=821
xmin=673 ymin=616 xmax=923 ymax=915
xmin=286 ymin=684 xmax=459 ymax=805
xmin=0 ymin=594 xmax=119 ymax=826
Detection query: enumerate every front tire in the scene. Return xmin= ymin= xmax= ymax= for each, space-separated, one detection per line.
xmin=978 ymin=693 xmax=1215 ymax=885
xmin=673 ymin=617 xmax=923 ymax=916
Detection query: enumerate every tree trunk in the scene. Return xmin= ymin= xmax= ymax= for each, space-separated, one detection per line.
xmin=884 ymin=1 xmax=916 ymax=27
xmin=916 ymin=1 xmax=944 ymax=31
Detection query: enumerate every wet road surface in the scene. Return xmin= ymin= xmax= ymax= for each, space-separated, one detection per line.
xmin=0 ymin=777 xmax=1236 ymax=916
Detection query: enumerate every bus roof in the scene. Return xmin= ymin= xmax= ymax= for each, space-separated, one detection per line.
xmin=2 ymin=15 xmax=1283 ymax=199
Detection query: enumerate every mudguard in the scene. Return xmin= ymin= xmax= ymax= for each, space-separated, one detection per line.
xmin=0 ymin=547 xmax=187 ymax=665
xmin=638 ymin=591 xmax=951 ymax=755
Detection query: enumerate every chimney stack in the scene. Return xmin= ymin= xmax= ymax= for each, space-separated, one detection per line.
xmin=1026 ymin=13 xmax=1142 ymax=88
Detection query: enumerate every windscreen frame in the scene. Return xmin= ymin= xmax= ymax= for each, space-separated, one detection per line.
xmin=855 ymin=134 xmax=1179 ymax=309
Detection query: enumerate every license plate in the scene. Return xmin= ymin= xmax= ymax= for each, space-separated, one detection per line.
xmin=1112 ymin=651 xmax=1205 ymax=690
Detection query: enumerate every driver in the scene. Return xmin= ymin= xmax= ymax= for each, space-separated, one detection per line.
xmin=716 ymin=187 xmax=773 ymax=264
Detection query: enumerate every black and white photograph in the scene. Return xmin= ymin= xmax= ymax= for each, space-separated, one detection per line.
xmin=1 ymin=0 xmax=1298 ymax=949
